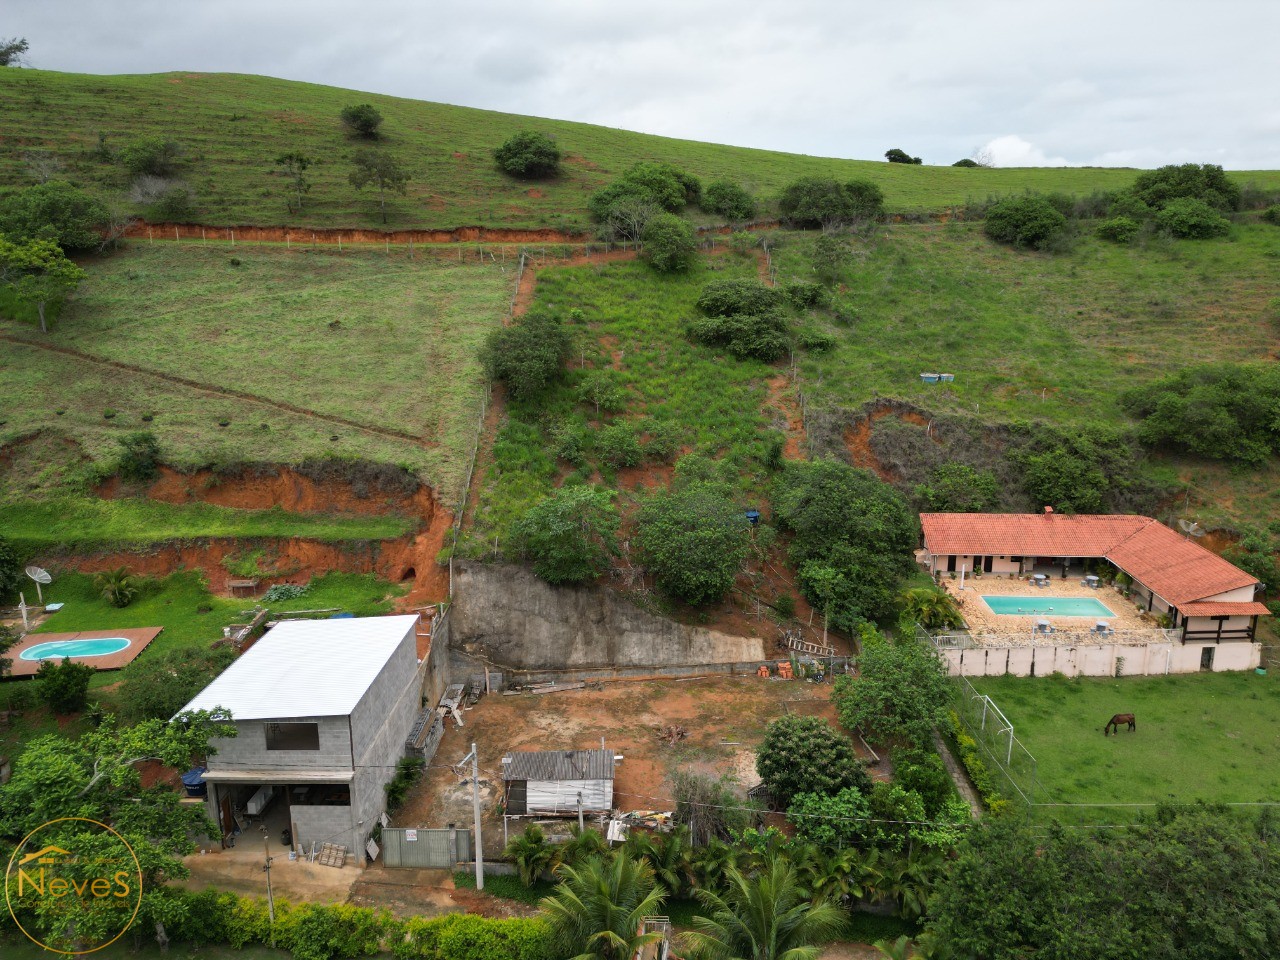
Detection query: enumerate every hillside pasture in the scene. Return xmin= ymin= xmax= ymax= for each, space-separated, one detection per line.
xmin=4 ymin=71 xmax=1279 ymax=229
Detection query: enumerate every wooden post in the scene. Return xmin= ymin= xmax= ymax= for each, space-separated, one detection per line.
xmin=409 ymin=238 xmax=414 ymax=259
xmin=202 ymin=228 xmax=206 ymax=244
xmin=231 ymin=229 xmax=235 ymax=246
xmin=175 ymin=225 xmax=179 ymax=242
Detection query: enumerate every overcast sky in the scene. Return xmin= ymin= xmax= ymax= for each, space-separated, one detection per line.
xmin=10 ymin=0 xmax=1280 ymax=169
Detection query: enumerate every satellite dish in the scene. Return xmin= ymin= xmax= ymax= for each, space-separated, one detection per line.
xmin=1178 ymin=519 xmax=1206 ymax=540
xmin=25 ymin=565 xmax=51 ymax=603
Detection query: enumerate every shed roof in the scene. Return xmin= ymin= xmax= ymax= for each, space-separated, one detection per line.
xmin=1177 ymin=600 xmax=1271 ymax=617
xmin=502 ymin=748 xmax=616 ymax=782
xmin=179 ymin=615 xmax=418 ymax=721
xmin=920 ymin=513 xmax=1259 ymax=607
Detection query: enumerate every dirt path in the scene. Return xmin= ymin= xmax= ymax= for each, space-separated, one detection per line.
xmin=0 ymin=333 xmax=435 ymax=449
xmin=933 ymin=730 xmax=984 ymax=818
xmin=766 ymin=375 xmax=807 ymax=461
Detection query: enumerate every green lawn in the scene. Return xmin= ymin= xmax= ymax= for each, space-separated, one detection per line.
xmin=4 ymin=70 xmax=1278 ymax=229
xmin=971 ymin=671 xmax=1280 ymax=818
xmin=0 ymin=243 xmax=513 ymax=503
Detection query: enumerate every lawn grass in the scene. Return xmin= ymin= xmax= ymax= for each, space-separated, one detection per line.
xmin=4 ymin=70 xmax=1278 ymax=230
xmin=971 ymin=670 xmax=1280 ymax=820
xmin=0 ymin=243 xmax=513 ymax=502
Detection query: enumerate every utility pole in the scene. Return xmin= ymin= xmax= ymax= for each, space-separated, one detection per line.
xmin=262 ymin=835 xmax=276 ymax=945
xmin=464 ymin=743 xmax=484 ymax=890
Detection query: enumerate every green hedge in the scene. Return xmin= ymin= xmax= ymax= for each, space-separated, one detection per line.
xmin=947 ymin=710 xmax=1012 ymax=815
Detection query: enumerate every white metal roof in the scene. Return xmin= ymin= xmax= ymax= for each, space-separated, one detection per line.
xmin=179 ymin=615 xmax=418 ymax=721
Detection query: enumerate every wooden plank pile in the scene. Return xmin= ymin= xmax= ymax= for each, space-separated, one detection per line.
xmin=317 ymin=842 xmax=346 ymax=868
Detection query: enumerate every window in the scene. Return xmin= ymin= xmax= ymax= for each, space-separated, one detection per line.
xmin=264 ymin=722 xmax=320 ymax=751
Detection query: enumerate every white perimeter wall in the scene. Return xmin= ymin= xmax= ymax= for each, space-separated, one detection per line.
xmin=942 ymin=641 xmax=1260 ymax=677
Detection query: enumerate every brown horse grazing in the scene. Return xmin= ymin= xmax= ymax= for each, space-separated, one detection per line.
xmin=1104 ymin=713 xmax=1136 ymax=736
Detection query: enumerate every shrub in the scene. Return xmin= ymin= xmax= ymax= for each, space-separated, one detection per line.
xmin=642 ymin=212 xmax=697 ymax=273
xmin=117 ymin=430 xmax=162 ymax=482
xmin=597 ymin=423 xmax=643 ymax=468
xmin=796 ymin=328 xmax=835 ymax=352
xmin=340 ymin=104 xmax=383 ymax=139
xmin=384 ymin=757 xmax=425 ymax=812
xmin=1130 ymin=162 xmax=1241 ymax=211
xmin=636 ymin=483 xmax=750 ymax=605
xmin=757 ymin=714 xmax=869 ymax=807
xmin=1108 ymin=191 xmax=1153 ymax=220
xmin=891 ymin=746 xmax=955 ymax=817
xmin=781 ymin=280 xmax=827 ymax=309
xmin=119 ymin=136 xmax=182 ymax=176
xmin=1097 ymin=215 xmax=1140 ymax=243
xmin=480 ymin=309 xmax=572 ymax=400
xmin=37 ymin=657 xmax=94 ymax=714
xmin=1262 ymin=205 xmax=1280 ymax=225
xmin=952 ymin=158 xmax=980 ymax=168
xmin=778 ymin=176 xmax=884 ymax=229
xmin=0 ymin=535 xmax=21 ymax=602
xmin=914 ymin=463 xmax=999 ymax=512
xmin=696 ymin=278 xmax=784 ymax=316
xmin=946 ymin=711 xmax=1009 ymax=813
xmin=687 ymin=311 xmax=790 ymax=362
xmin=263 ymin=582 xmax=309 ymax=602
xmin=833 ymin=632 xmax=951 ymax=747
xmin=703 ymin=179 xmax=756 ymax=221
xmin=788 ymin=786 xmax=871 ymax=849
xmin=397 ymin=914 xmax=552 ymax=960
xmin=983 ymin=195 xmax=1068 ymax=250
xmin=513 ymin=485 xmax=618 ymax=585
xmin=588 ymin=163 xmax=700 ymax=235
xmin=1154 ymin=197 xmax=1231 ymax=239
xmin=493 ymin=130 xmax=561 ymax=178
xmin=94 ymin=566 xmax=139 ymax=607
xmin=885 ymin=148 xmax=922 ymax=164
xmin=0 ymin=181 xmax=110 ymax=251
xmin=121 ymin=647 xmax=235 ymax=721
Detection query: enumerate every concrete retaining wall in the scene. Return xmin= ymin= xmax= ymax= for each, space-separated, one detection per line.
xmin=450 ymin=561 xmax=765 ymax=671
xmin=942 ymin=640 xmax=1260 ymax=677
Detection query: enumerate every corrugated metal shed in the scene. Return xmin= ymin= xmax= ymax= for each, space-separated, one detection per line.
xmin=502 ymin=748 xmax=616 ymax=782
xmin=179 ymin=615 xmax=418 ymax=720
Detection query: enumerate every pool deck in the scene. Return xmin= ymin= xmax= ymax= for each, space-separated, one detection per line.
xmin=941 ymin=576 xmax=1153 ymax=644
xmin=7 ymin=626 xmax=164 ymax=677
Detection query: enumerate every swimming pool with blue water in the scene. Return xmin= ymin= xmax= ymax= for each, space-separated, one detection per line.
xmin=20 ymin=638 xmax=133 ymax=660
xmin=982 ymin=596 xmax=1115 ymax=618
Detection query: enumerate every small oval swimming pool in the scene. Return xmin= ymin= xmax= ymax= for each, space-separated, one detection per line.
xmin=20 ymin=638 xmax=133 ymax=661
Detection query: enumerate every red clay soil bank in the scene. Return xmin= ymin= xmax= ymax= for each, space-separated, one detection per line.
xmin=87 ymin=465 xmax=452 ymax=604
xmin=843 ymin=401 xmax=935 ymax=482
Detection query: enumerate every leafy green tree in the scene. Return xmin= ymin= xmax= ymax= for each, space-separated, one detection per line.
xmin=680 ymin=862 xmax=845 ymax=960
xmin=696 ymin=278 xmax=784 ymax=316
xmin=349 ymin=149 xmax=409 ymax=224
xmin=1130 ymin=162 xmax=1241 ymax=211
xmin=756 ymin=714 xmax=867 ymax=807
xmin=1154 ymin=197 xmax=1231 ymax=238
xmin=95 ymin=566 xmax=140 ymax=607
xmin=952 ymin=158 xmax=980 ymax=168
xmin=687 ymin=310 xmax=790 ymax=362
xmin=0 ymin=234 xmax=87 ymax=332
xmin=833 ymin=632 xmax=951 ymax=747
xmin=1018 ymin=447 xmax=1108 ymax=512
xmin=0 ymin=181 xmax=110 ymax=252
xmin=778 ymin=177 xmax=883 ymax=230
xmin=885 ymin=148 xmax=922 ymax=164
xmin=541 ymin=854 xmax=666 ymax=960
xmin=514 ymin=486 xmax=619 ymax=585
xmin=810 ymin=234 xmax=851 ymax=284
xmin=787 ymin=787 xmax=872 ymax=849
xmin=117 ymin=430 xmax=162 ymax=483
xmin=119 ymin=136 xmax=183 ymax=177
xmin=914 ymin=462 xmax=1000 ymax=512
xmin=898 ymin=586 xmax=962 ymax=630
xmin=340 ymin=103 xmax=383 ymax=139
xmin=480 ymin=309 xmax=572 ymax=400
xmin=120 ymin=647 xmax=236 ymax=721
xmin=0 ymin=534 xmax=21 ymax=602
xmin=983 ymin=195 xmax=1068 ymax=250
xmin=493 ymin=130 xmax=562 ymax=177
xmin=643 ymin=212 xmax=698 ymax=273
xmin=0 ymin=36 xmax=29 ymax=66
xmin=703 ymin=180 xmax=756 ymax=221
xmin=578 ymin=369 xmax=625 ymax=414
xmin=504 ymin=824 xmax=559 ymax=886
xmin=588 ymin=163 xmax=700 ymax=239
xmin=635 ymin=483 xmax=750 ymax=605
xmin=36 ymin=657 xmax=95 ymax=714
xmin=275 ymin=152 xmax=314 ymax=213
xmin=0 ymin=623 xmax=19 ymax=677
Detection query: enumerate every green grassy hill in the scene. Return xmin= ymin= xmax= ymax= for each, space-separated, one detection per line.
xmin=5 ymin=69 xmax=1280 ymax=230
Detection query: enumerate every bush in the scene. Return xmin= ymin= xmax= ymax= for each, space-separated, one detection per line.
xmin=1097 ymin=215 xmax=1140 ymax=243
xmin=121 ymin=647 xmax=235 ymax=721
xmin=513 ymin=485 xmax=618 ymax=585
xmin=0 ymin=535 xmax=21 ymax=602
xmin=384 ymin=757 xmax=425 ymax=812
xmin=778 ymin=177 xmax=884 ymax=229
xmin=0 ymin=181 xmax=110 ymax=252
xmin=757 ymin=714 xmax=869 ymax=807
xmin=340 ymin=104 xmax=383 ymax=139
xmin=263 ymin=582 xmax=309 ymax=602
xmin=94 ymin=566 xmax=139 ymax=607
xmin=119 ymin=136 xmax=182 ymax=177
xmin=398 ymin=914 xmax=552 ymax=960
xmin=885 ymin=148 xmax=922 ymax=164
xmin=480 ymin=309 xmax=572 ymax=400
xmin=636 ymin=483 xmax=750 ymax=605
xmin=1154 ymin=197 xmax=1231 ymax=239
xmin=687 ymin=310 xmax=790 ymax=362
xmin=946 ymin=711 xmax=1009 ymax=813
xmin=796 ymin=328 xmax=835 ymax=352
xmin=781 ymin=280 xmax=827 ymax=309
xmin=117 ymin=431 xmax=162 ymax=482
xmin=37 ymin=657 xmax=95 ymax=714
xmin=914 ymin=463 xmax=999 ymax=512
xmin=642 ymin=212 xmax=697 ymax=273
xmin=1262 ymin=205 xmax=1280 ymax=225
xmin=788 ymin=786 xmax=871 ymax=849
xmin=493 ymin=131 xmax=561 ymax=178
xmin=597 ymin=423 xmax=643 ymax=468
xmin=696 ymin=278 xmax=784 ymax=317
xmin=703 ymin=179 xmax=756 ymax=221
xmin=952 ymin=158 xmax=980 ymax=168
xmin=1130 ymin=162 xmax=1241 ymax=211
xmin=983 ymin=195 xmax=1068 ymax=250
xmin=588 ymin=163 xmax=700 ymax=236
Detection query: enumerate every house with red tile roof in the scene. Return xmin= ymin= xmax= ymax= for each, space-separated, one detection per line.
xmin=920 ymin=508 xmax=1269 ymax=657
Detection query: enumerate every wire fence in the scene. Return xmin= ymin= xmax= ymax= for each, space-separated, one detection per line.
xmin=950 ymin=673 xmax=1042 ymax=808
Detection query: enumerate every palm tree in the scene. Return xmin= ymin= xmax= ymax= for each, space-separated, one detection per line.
xmin=559 ymin=825 xmax=609 ymax=869
xmin=898 ymin=586 xmax=962 ymax=630
xmin=882 ymin=847 xmax=944 ymax=921
xmin=503 ymin=823 xmax=558 ymax=887
xmin=793 ymin=844 xmax=883 ymax=906
xmin=690 ymin=838 xmax=738 ymax=892
xmin=680 ymin=861 xmax=845 ymax=960
xmin=94 ymin=566 xmax=138 ymax=608
xmin=540 ymin=853 xmax=667 ymax=960
xmin=647 ymin=826 xmax=693 ymax=899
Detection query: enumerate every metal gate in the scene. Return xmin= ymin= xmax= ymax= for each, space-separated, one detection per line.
xmin=381 ymin=827 xmax=472 ymax=868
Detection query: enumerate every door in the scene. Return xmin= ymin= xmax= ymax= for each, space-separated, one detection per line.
xmin=218 ymin=791 xmax=234 ymax=846
xmin=983 ymin=556 xmax=994 ymax=573
xmin=1200 ymin=646 xmax=1215 ymax=672
xmin=947 ymin=555 xmax=957 ymax=573
xmin=506 ymin=780 xmax=527 ymax=815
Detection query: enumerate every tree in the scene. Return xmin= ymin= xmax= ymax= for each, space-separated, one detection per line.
xmin=117 ymin=431 xmax=162 ymax=483
xmin=1129 ymin=162 xmax=1241 ymax=212
xmin=504 ymin=824 xmax=559 ymax=886
xmin=0 ymin=534 xmax=21 ymax=601
xmin=914 ymin=462 xmax=1000 ymax=512
xmin=778 ymin=177 xmax=883 ymax=231
xmin=349 ymin=149 xmax=409 ymax=224
xmin=885 ymin=149 xmax=922 ymax=165
xmin=514 ymin=486 xmax=619 ymax=585
xmin=493 ymin=130 xmax=562 ymax=178
xmin=540 ymin=854 xmax=666 ymax=960
xmin=95 ymin=566 xmax=140 ymax=607
xmin=0 ymin=235 xmax=87 ymax=333
xmin=36 ymin=657 xmax=95 ymax=714
xmin=479 ymin=308 xmax=572 ymax=400
xmin=120 ymin=647 xmax=235 ymax=722
xmin=983 ymin=195 xmax=1068 ymax=250
xmin=703 ymin=180 xmax=756 ymax=221
xmin=275 ymin=152 xmax=314 ymax=213
xmin=832 ymin=633 xmax=951 ymax=748
xmin=897 ymin=586 xmax=962 ymax=630
xmin=0 ymin=623 xmax=18 ymax=677
xmin=0 ymin=37 xmax=29 ymax=67
xmin=696 ymin=278 xmax=783 ymax=316
xmin=119 ymin=136 xmax=182 ymax=177
xmin=687 ymin=310 xmax=790 ymax=362
xmin=680 ymin=862 xmax=845 ymax=960
xmin=673 ymin=771 xmax=760 ymax=846
xmin=787 ymin=787 xmax=872 ymax=850
xmin=340 ymin=103 xmax=383 ymax=139
xmin=588 ymin=163 xmax=700 ymax=238
xmin=1018 ymin=447 xmax=1108 ymax=513
xmin=636 ymin=483 xmax=750 ymax=605
xmin=0 ymin=181 xmax=109 ymax=251
xmin=756 ymin=714 xmax=867 ymax=808
xmin=810 ymin=234 xmax=851 ymax=284
xmin=952 ymin=158 xmax=980 ymax=168
xmin=1154 ymin=197 xmax=1231 ymax=238
xmin=643 ymin=212 xmax=698 ymax=273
